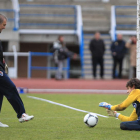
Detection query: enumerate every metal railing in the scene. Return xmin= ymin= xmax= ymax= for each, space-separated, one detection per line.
xmin=110 ymin=5 xmax=136 ymax=40
xmin=3 ymin=49 xmax=70 ymax=79
xmin=28 ymin=52 xmax=70 ymax=79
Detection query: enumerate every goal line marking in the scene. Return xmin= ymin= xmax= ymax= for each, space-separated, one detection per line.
xmin=27 ymin=95 xmax=108 ymax=118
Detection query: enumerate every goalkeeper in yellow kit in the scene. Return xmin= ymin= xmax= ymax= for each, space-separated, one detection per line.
xmin=99 ymin=78 xmax=140 ymax=130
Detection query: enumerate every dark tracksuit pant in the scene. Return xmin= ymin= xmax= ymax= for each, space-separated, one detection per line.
xmin=92 ymin=56 xmax=104 ymax=78
xmin=112 ymin=57 xmax=123 ymax=79
xmin=0 ymin=70 xmax=25 ymax=118
xmin=120 ymin=119 xmax=140 ymax=131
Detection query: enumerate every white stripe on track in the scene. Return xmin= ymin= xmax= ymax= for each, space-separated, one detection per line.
xmin=28 ymin=89 xmax=126 ymax=94
xmin=27 ymin=96 xmax=108 ymax=118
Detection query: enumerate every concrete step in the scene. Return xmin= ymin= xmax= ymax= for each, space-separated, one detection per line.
xmin=84 ymin=44 xmax=111 ymax=49
xmin=84 ymin=69 xmax=112 ymax=75
xmin=83 ymin=26 xmax=109 ymax=32
xmin=20 ymin=8 xmax=75 ymax=15
xmin=116 ymin=8 xmax=136 ymax=12
xmin=20 ymin=17 xmax=75 ymax=23
xmin=116 ymin=18 xmax=136 ymax=24
xmin=82 ymin=10 xmax=110 ymax=18
xmin=0 ymin=1 xmax=13 ymax=9
xmin=82 ymin=14 xmax=109 ymax=19
xmin=83 ymin=17 xmax=109 ymax=24
xmin=84 ymin=74 xmax=112 ymax=79
xmin=84 ymin=49 xmax=111 ymax=55
xmin=84 ymin=34 xmax=111 ymax=40
xmin=116 ymin=26 xmax=136 ymax=30
xmin=84 ymin=54 xmax=112 ymax=59
xmin=19 ymin=26 xmax=74 ymax=30
xmin=19 ymin=0 xmax=110 ymax=7
xmin=84 ymin=59 xmax=113 ymax=65
xmin=110 ymin=0 xmax=136 ymax=5
xmin=84 ymin=65 xmax=113 ymax=70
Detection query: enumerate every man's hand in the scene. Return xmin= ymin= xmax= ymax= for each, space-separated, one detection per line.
xmin=72 ymin=53 xmax=77 ymax=59
xmin=107 ymin=109 xmax=120 ymax=118
xmin=112 ymin=52 xmax=116 ymax=56
xmin=5 ymin=63 xmax=8 ymax=74
xmin=99 ymin=102 xmax=112 ymax=110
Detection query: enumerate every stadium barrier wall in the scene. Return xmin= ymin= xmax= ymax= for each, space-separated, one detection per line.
xmin=3 ymin=48 xmax=70 ymax=79
xmin=28 ymin=52 xmax=70 ymax=79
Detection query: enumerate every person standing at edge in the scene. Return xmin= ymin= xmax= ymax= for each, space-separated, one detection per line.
xmin=51 ymin=35 xmax=77 ymax=80
xmin=111 ymin=34 xmax=127 ymax=79
xmin=89 ymin=32 xmax=105 ymax=79
xmin=0 ymin=14 xmax=34 ymax=127
xmin=126 ymin=36 xmax=137 ymax=78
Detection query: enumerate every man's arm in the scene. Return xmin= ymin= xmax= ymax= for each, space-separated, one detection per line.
xmin=99 ymin=89 xmax=139 ymax=110
xmin=118 ymin=109 xmax=138 ymax=122
xmin=3 ymin=58 xmax=8 ymax=74
xmin=102 ymin=40 xmax=105 ymax=53
xmin=89 ymin=40 xmax=93 ymax=52
xmin=110 ymin=42 xmax=114 ymax=52
xmin=111 ymin=90 xmax=137 ymax=111
xmin=5 ymin=62 xmax=8 ymax=74
xmin=107 ymin=109 xmax=138 ymax=122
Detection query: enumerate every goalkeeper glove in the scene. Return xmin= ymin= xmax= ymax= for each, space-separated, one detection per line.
xmin=107 ymin=109 xmax=120 ymax=118
xmin=99 ymin=102 xmax=112 ymax=110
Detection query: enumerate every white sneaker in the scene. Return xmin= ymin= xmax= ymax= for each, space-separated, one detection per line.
xmin=19 ymin=113 xmax=34 ymax=123
xmin=0 ymin=122 xmax=9 ymax=127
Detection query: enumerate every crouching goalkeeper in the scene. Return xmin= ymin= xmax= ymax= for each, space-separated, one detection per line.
xmin=99 ymin=78 xmax=140 ymax=131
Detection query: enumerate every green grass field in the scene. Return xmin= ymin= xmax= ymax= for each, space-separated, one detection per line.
xmin=0 ymin=93 xmax=139 ymax=140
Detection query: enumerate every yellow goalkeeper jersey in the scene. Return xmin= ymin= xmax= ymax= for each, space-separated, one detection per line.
xmin=111 ymin=89 xmax=140 ymax=122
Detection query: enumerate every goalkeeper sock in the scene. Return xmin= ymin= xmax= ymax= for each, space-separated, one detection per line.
xmin=116 ymin=113 xmax=121 ymax=118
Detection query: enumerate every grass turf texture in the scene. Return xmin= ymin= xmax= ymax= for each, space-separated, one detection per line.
xmin=0 ymin=93 xmax=139 ymax=140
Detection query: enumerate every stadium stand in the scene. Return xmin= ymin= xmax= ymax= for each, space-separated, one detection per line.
xmin=0 ymin=0 xmax=16 ymax=31
xmin=0 ymin=0 xmax=137 ymax=78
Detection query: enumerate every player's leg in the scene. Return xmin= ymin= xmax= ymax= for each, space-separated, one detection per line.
xmin=0 ymin=93 xmax=3 ymax=112
xmin=0 ymin=71 xmax=34 ymax=122
xmin=98 ymin=57 xmax=104 ymax=79
xmin=91 ymin=56 xmax=94 ymax=77
xmin=92 ymin=57 xmax=97 ymax=79
xmin=55 ymin=60 xmax=63 ymax=80
xmin=0 ymin=93 xmax=8 ymax=127
xmin=118 ymin=58 xmax=123 ymax=79
xmin=133 ymin=66 xmax=136 ymax=78
xmin=120 ymin=120 xmax=140 ymax=130
xmin=112 ymin=57 xmax=117 ymax=78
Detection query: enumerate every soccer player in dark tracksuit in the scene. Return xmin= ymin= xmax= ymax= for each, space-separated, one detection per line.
xmin=52 ymin=35 xmax=77 ymax=80
xmin=0 ymin=14 xmax=34 ymax=127
xmin=89 ymin=32 xmax=105 ymax=79
xmin=99 ymin=78 xmax=140 ymax=131
xmin=111 ymin=34 xmax=127 ymax=79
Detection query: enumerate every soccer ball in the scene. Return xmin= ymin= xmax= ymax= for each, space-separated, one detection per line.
xmin=84 ymin=113 xmax=98 ymax=127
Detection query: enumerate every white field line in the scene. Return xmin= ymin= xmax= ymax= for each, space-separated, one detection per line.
xmin=28 ymin=89 xmax=126 ymax=94
xmin=27 ymin=96 xmax=108 ymax=118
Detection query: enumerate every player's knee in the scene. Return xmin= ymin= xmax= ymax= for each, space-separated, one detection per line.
xmin=120 ymin=122 xmax=128 ymax=130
